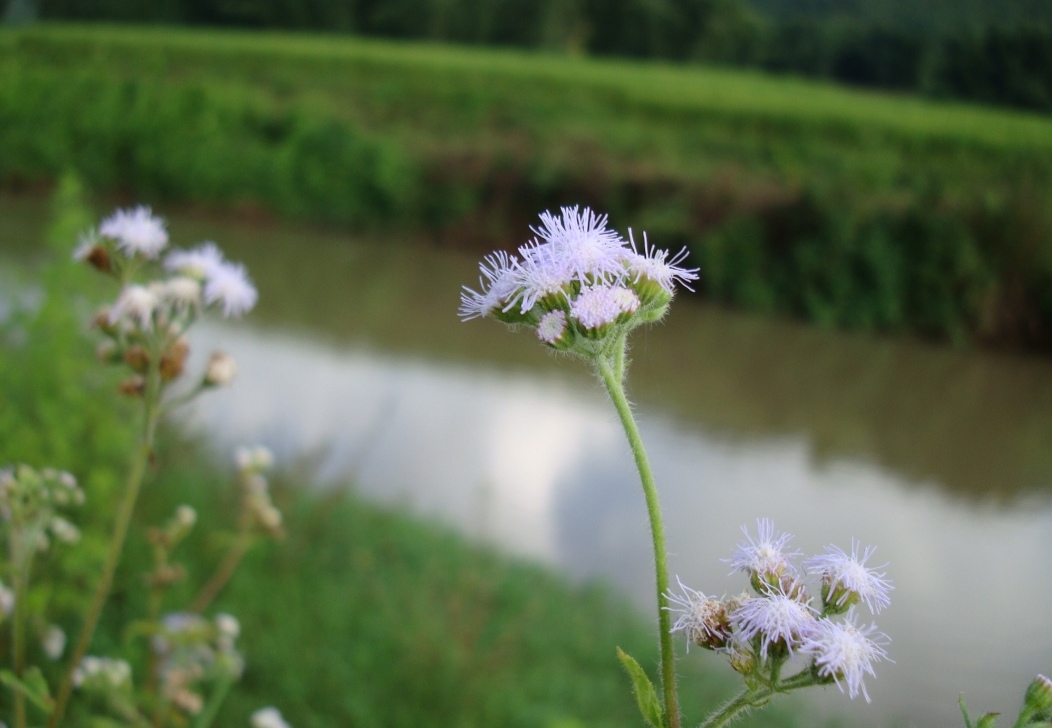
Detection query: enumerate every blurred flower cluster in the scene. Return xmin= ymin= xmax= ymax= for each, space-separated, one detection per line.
xmin=669 ymin=518 xmax=892 ymax=707
xmin=0 ymin=207 xmax=288 ymax=728
xmin=76 ymin=205 xmax=255 ymax=399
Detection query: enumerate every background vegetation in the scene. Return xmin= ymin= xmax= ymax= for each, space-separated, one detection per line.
xmin=4 ymin=24 xmax=1052 ymax=351
xmin=16 ymin=0 xmax=1052 ymax=113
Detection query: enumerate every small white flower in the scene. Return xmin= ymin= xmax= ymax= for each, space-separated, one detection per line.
xmin=50 ymin=516 xmax=80 ymax=544
xmin=536 ymin=310 xmax=568 ymax=345
xmin=215 ymin=613 xmax=240 ymax=640
xmin=204 ymin=351 xmax=237 ymax=387
xmin=109 ymin=285 xmax=159 ymax=330
xmin=162 ymin=276 xmax=203 ymax=311
xmin=99 ymin=206 xmax=168 ymax=259
xmin=204 ymin=261 xmax=258 ymax=318
xmin=251 ymin=706 xmax=291 ymax=728
xmin=731 ymin=583 xmax=816 ymax=659
xmin=806 ymin=541 xmax=893 ymax=614
xmin=175 ymin=505 xmax=197 ymax=528
xmin=727 ymin=518 xmax=801 ymax=581
xmin=42 ymin=625 xmax=66 ymax=660
xmin=800 ymin=612 xmax=891 ymax=702
xmin=664 ymin=576 xmax=730 ymax=651
xmin=569 ymin=285 xmax=639 ymax=331
xmin=73 ymin=656 xmax=132 ymax=689
xmin=165 ymin=241 xmax=225 ymax=279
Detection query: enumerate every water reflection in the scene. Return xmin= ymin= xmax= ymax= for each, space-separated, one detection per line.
xmin=184 ymin=320 xmax=1052 ymax=728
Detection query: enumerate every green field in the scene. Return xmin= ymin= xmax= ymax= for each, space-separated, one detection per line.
xmin=4 ymin=24 xmax=1052 ymax=348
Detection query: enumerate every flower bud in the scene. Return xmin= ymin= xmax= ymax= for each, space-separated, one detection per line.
xmin=1025 ymin=674 xmax=1052 ymax=718
xmin=160 ymin=337 xmax=190 ymax=381
xmin=123 ymin=344 xmax=150 ymax=373
xmin=119 ymin=375 xmax=146 ymax=397
xmin=204 ymin=351 xmax=237 ymax=387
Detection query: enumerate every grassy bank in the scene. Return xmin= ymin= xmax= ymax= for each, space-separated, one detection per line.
xmin=3 ymin=24 xmax=1052 ymax=348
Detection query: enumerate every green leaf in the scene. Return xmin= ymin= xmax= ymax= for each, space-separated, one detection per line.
xmin=976 ymin=713 xmax=1000 ymax=728
xmin=1 ymin=666 xmax=54 ymax=711
xmin=616 ymin=646 xmax=664 ymax=728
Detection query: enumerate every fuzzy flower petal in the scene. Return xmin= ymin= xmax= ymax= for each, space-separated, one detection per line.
xmin=806 ymin=540 xmax=893 ymax=614
xmin=625 ymin=229 xmax=699 ymax=293
xmin=569 ymin=284 xmax=639 ymax=330
xmin=459 ymin=251 xmax=521 ymax=320
xmin=727 ymin=518 xmax=801 ymax=581
xmin=800 ymin=611 xmax=891 ymax=702
xmin=99 ymin=206 xmax=168 ymax=258
xmin=165 ymin=241 xmax=226 ymax=279
xmin=109 ymin=284 xmax=159 ymax=330
xmin=526 ymin=206 xmax=629 ymax=284
xmin=664 ymin=576 xmax=730 ymax=651
xmin=730 ymin=583 xmax=816 ymax=659
xmin=204 ymin=261 xmax=257 ymax=318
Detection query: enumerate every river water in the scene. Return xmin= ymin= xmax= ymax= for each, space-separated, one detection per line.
xmin=4 ymin=195 xmax=1051 ymax=727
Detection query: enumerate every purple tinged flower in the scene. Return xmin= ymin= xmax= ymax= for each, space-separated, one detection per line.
xmin=526 ymin=206 xmax=628 ymax=284
xmin=727 ymin=518 xmax=801 ymax=583
xmin=99 ymin=206 xmax=168 ymax=259
xmin=536 ymin=310 xmax=569 ymax=346
xmin=800 ymin=612 xmax=891 ymax=702
xmin=513 ymin=244 xmax=573 ymax=313
xmin=569 ymin=284 xmax=640 ymax=331
xmin=806 ymin=541 xmax=893 ymax=614
xmin=204 ymin=261 xmax=257 ymax=318
xmin=625 ymin=229 xmax=699 ymax=293
xmin=165 ymin=241 xmax=226 ymax=279
xmin=730 ymin=583 xmax=817 ymax=659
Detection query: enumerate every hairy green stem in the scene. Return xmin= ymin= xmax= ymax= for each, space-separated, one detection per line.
xmin=47 ymin=365 xmax=163 ymax=728
xmin=697 ymin=670 xmax=823 ymax=728
xmin=597 ymin=345 xmax=679 ymax=728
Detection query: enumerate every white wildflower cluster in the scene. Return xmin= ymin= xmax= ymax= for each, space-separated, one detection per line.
xmin=0 ymin=465 xmax=84 ymax=557
xmin=152 ymin=612 xmax=245 ymax=716
xmin=251 ymin=706 xmax=292 ymax=728
xmin=235 ymin=446 xmax=283 ymax=538
xmin=459 ymin=206 xmax=697 ymax=355
xmin=75 ymin=206 xmax=256 ymax=396
xmin=73 ymin=656 xmax=133 ymax=691
xmin=668 ymin=519 xmax=893 ymax=703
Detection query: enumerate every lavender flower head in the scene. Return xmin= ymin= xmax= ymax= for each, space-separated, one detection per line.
xmin=673 ymin=519 xmax=892 ymax=709
xmin=459 ymin=206 xmax=697 ymax=357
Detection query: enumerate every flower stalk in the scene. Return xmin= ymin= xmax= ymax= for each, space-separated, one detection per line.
xmin=48 ymin=362 xmax=163 ymax=728
xmin=597 ymin=346 xmax=679 ymax=728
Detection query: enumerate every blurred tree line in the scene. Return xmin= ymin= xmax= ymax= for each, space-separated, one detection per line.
xmin=14 ymin=0 xmax=1052 ymax=112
